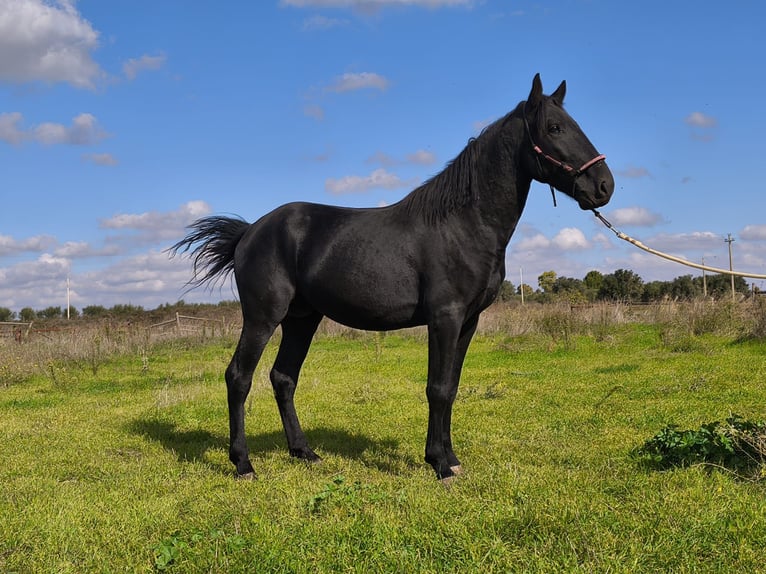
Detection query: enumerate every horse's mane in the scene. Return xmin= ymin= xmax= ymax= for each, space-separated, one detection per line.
xmin=398 ymin=103 xmax=523 ymax=224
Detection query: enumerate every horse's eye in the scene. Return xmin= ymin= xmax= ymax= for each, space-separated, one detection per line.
xmin=549 ymin=124 xmax=562 ymax=134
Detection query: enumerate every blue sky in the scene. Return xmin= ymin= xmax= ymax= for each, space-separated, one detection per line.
xmin=1 ymin=0 xmax=765 ymax=312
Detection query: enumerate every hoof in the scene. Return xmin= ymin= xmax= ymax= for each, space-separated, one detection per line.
xmin=290 ymin=448 xmax=322 ymax=464
xmin=440 ymin=475 xmax=457 ymax=487
xmin=450 ymin=465 xmax=463 ymax=476
xmin=236 ymin=471 xmax=256 ymax=481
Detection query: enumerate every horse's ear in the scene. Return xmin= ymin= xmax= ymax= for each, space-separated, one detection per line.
xmin=551 ymin=80 xmax=566 ymax=105
xmin=528 ymin=73 xmax=543 ymax=108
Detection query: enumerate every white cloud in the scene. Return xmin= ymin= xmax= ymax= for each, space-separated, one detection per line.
xmin=0 ymin=233 xmax=56 ymax=256
xmin=514 ymin=233 xmax=550 ymax=251
xmin=684 ymin=111 xmax=717 ymax=128
xmin=81 ymin=251 xmax=186 ymax=296
xmin=406 ymin=149 xmax=436 ymax=165
xmin=100 ymin=200 xmax=212 ymax=244
xmin=326 ymin=72 xmax=389 ymax=93
xmin=1 ymin=112 xmax=109 ymax=146
xmin=684 ymin=111 xmax=717 ymax=142
xmin=302 ymin=15 xmax=349 ymax=29
xmin=616 ymin=165 xmax=651 ymax=179
xmin=607 ymin=206 xmax=664 ymax=227
xmin=0 ymin=0 xmax=102 ymax=89
xmin=472 ymin=118 xmax=493 ymax=134
xmin=367 ymin=151 xmax=397 ymax=166
xmin=0 ymin=249 xmax=202 ymax=311
xmin=646 ymin=231 xmax=723 ymax=252
xmin=552 ymin=227 xmax=589 ymax=250
xmin=367 ymin=149 xmax=436 ymax=166
xmin=83 ymin=152 xmax=118 ymax=166
xmin=592 ymin=232 xmax=613 ymax=250
xmin=734 ymin=244 xmax=766 ymax=272
xmin=0 ymin=253 xmax=70 ymax=287
xmin=514 ymin=227 xmax=590 ymax=252
xmin=740 ymin=225 xmax=766 ymax=241
xmin=325 ymin=168 xmax=414 ymax=194
xmin=34 ymin=113 xmax=107 ymax=145
xmin=303 ymin=104 xmax=325 ymax=121
xmin=0 ymin=112 xmax=25 ymax=144
xmin=52 ymin=241 xmax=120 ymax=258
xmin=123 ymin=53 xmax=166 ymax=80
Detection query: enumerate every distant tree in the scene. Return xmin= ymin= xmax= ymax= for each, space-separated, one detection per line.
xmin=82 ymin=305 xmax=108 ymax=318
xmin=19 ymin=307 xmax=35 ymax=322
xmin=67 ymin=306 xmax=80 ymax=319
xmin=582 ymin=270 xmax=604 ymax=302
xmin=583 ymin=270 xmax=604 ymax=292
xmin=705 ymin=274 xmax=749 ymax=299
xmin=642 ymin=280 xmax=669 ymax=302
xmin=553 ymin=276 xmax=587 ymax=304
xmin=0 ymin=307 xmax=14 ymax=322
xmin=518 ymin=284 xmax=535 ymax=298
xmin=669 ymin=275 xmax=700 ymax=300
xmin=598 ymin=269 xmax=644 ymax=302
xmin=552 ymin=276 xmax=583 ymax=293
xmin=497 ymin=280 xmax=516 ymax=302
xmin=109 ymin=304 xmax=145 ymax=318
xmin=538 ymin=270 xmax=557 ymax=293
xmin=38 ymin=306 xmax=62 ymax=319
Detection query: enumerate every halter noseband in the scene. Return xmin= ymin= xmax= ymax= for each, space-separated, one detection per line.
xmin=523 ymin=101 xmax=606 ymax=206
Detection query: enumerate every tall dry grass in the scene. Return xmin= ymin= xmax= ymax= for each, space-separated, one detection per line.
xmin=3 ymin=298 xmax=765 ymax=388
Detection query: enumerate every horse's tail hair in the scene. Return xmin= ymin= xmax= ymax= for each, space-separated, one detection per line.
xmin=168 ymin=215 xmax=250 ymax=290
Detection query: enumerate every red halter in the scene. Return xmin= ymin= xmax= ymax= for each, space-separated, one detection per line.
xmin=532 ymin=145 xmax=606 ymax=178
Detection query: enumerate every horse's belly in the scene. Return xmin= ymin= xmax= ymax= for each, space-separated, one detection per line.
xmin=302 ymin=273 xmax=423 ymax=331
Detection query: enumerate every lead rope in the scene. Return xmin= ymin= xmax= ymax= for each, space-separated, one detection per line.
xmin=592 ymin=209 xmax=766 ymax=279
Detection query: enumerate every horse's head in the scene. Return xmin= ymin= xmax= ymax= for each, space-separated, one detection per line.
xmin=522 ymin=74 xmax=614 ymax=210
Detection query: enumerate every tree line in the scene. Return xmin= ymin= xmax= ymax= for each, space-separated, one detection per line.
xmin=0 ymin=300 xmax=240 ymax=323
xmin=497 ymin=269 xmax=753 ymax=304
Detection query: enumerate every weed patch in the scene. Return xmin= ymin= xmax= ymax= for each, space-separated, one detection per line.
xmin=635 ymin=415 xmax=766 ymax=479
xmin=154 ymin=528 xmax=249 ymax=571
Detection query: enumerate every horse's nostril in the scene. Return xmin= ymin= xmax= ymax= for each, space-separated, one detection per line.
xmin=599 ymin=180 xmax=611 ymax=198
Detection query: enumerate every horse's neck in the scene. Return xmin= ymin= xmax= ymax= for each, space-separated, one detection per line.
xmin=472 ymin=132 xmax=533 ymax=248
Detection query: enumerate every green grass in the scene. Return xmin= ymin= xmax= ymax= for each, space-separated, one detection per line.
xmin=2 ymin=326 xmax=766 ymax=572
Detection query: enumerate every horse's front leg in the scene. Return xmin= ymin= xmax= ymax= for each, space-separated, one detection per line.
xmin=424 ymin=312 xmax=464 ymax=481
xmin=441 ymin=314 xmax=479 ymax=476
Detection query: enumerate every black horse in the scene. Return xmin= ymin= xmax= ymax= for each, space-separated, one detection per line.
xmin=171 ymin=75 xmax=614 ymax=482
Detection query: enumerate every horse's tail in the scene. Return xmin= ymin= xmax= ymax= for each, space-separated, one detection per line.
xmin=169 ymin=215 xmax=250 ymax=289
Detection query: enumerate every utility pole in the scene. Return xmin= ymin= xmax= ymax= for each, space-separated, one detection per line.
xmin=519 ymin=267 xmax=525 ymax=305
xmin=725 ymin=234 xmax=736 ymax=301
xmin=701 ymin=256 xmax=707 ymax=298
xmin=66 ymin=275 xmax=71 ymax=319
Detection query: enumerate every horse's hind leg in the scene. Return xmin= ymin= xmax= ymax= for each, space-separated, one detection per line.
xmin=226 ymin=321 xmax=277 ymax=478
xmin=270 ymin=312 xmax=323 ymax=463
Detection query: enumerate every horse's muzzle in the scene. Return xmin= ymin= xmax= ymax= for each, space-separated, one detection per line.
xmin=577 ymin=169 xmax=614 ymax=210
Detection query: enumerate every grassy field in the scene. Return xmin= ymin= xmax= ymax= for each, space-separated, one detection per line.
xmin=2 ymin=306 xmax=766 ymax=572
